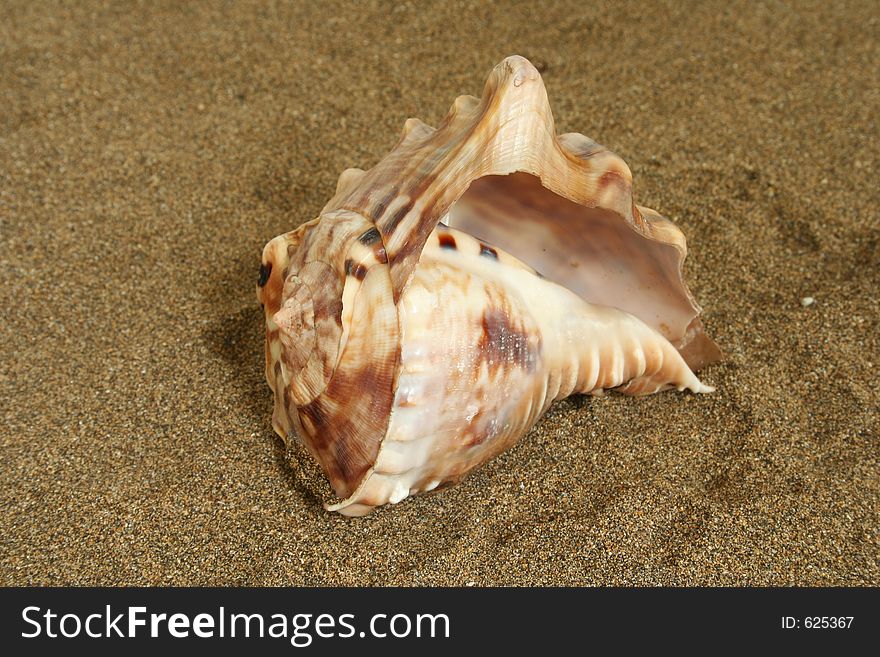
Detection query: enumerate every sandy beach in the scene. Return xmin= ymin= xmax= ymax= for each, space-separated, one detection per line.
xmin=1 ymin=0 xmax=877 ymax=585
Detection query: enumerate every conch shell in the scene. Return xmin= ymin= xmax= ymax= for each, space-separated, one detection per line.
xmin=257 ymin=55 xmax=721 ymax=516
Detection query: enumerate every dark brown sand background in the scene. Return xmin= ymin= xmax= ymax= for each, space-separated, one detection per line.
xmin=2 ymin=0 xmax=878 ymax=586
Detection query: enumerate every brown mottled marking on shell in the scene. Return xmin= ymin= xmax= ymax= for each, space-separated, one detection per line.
xmin=257 ymin=211 xmax=398 ymax=495
xmin=479 ymin=306 xmax=538 ymax=374
xmin=275 ymin=261 xmax=341 ymax=404
xmin=299 ymin=263 xmax=398 ymax=497
xmin=312 ymin=288 xmax=343 ymax=325
xmin=598 ymin=170 xmax=622 ymax=189
xmin=557 ymin=132 xmax=605 ymax=159
xmin=427 ymin=224 xmax=537 ymax=275
xmin=258 ymin=262 xmax=272 ymax=287
xmin=372 ymin=186 xmax=400 ymax=221
xmin=479 ymin=243 xmax=498 ymax=259
xmin=256 ymin=208 xmax=400 ymax=497
xmin=385 ymin=197 xmax=418 ymax=236
xmin=345 ymin=258 xmax=368 ymax=281
xmin=356 ymin=227 xmax=390 ymax=264
xmin=438 ymin=232 xmax=457 ymax=250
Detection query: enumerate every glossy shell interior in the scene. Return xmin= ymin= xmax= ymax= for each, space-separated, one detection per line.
xmin=446 ymin=172 xmax=721 ymax=370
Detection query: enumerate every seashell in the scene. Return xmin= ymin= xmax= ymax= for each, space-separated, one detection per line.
xmin=256 ymin=55 xmax=721 ymax=516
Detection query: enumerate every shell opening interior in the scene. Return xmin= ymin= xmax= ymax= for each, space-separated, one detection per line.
xmin=444 ymin=172 xmax=697 ymax=345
